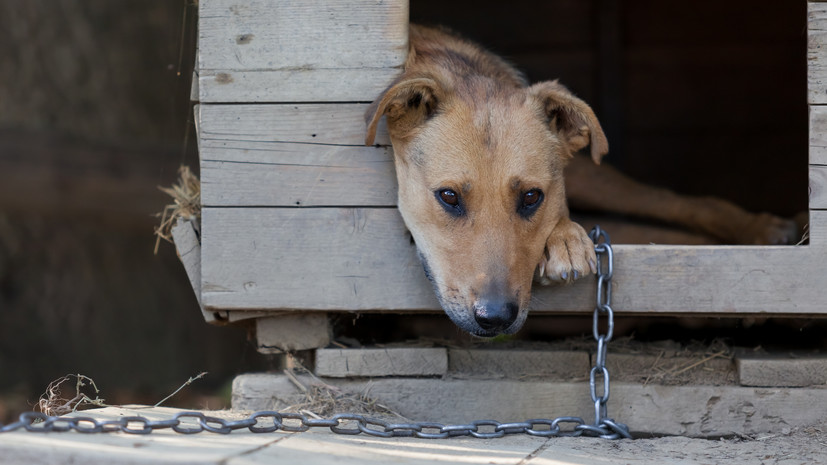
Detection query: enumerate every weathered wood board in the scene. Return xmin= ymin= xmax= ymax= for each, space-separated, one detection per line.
xmin=447 ymin=349 xmax=590 ymax=379
xmin=233 ymin=373 xmax=827 ymax=437
xmin=809 ymin=104 xmax=827 ymax=165
xmin=315 ymin=348 xmax=448 ymax=377
xmin=737 ymin=353 xmax=827 ymax=387
xmin=191 ymin=3 xmax=824 ymax=318
xmin=197 ymin=0 xmax=407 ymax=102
xmin=201 ymin=208 xmax=827 ymax=314
xmin=197 ymin=104 xmax=394 ymax=207
xmin=810 ymin=1 xmax=827 ymax=104
xmin=256 ymin=314 xmax=331 ymax=353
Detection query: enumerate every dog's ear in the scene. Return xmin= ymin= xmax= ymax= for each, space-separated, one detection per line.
xmin=529 ymin=80 xmax=608 ymax=164
xmin=365 ymin=77 xmax=441 ymax=146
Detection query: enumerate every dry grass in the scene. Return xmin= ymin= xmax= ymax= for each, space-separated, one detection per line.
xmin=154 ymin=165 xmax=200 ymax=254
xmin=281 ymin=356 xmax=409 ymax=421
xmin=37 ymin=374 xmax=108 ymax=416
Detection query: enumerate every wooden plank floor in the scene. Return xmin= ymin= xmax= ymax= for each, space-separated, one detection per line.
xmin=1 ymin=406 xmax=826 ymax=464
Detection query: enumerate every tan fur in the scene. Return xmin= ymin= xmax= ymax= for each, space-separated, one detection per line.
xmin=365 ymin=25 xmax=800 ymax=337
xmin=366 ymin=25 xmax=604 ymax=336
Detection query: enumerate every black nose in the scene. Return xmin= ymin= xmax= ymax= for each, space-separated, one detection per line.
xmin=474 ymin=300 xmax=519 ymax=333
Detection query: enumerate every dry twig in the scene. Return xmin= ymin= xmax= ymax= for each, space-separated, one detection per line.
xmin=155 ymin=371 xmax=208 ymax=407
xmin=38 ymin=374 xmax=108 ymax=416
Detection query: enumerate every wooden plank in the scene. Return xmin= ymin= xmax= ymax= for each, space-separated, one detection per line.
xmin=197 ymin=104 xmax=393 ymax=206
xmin=447 ymin=349 xmax=589 ymax=379
xmin=0 ymin=406 xmax=280 ymax=465
xmin=256 ymin=314 xmax=331 ymax=353
xmin=170 ymin=218 xmax=221 ymax=324
xmin=810 ymin=105 xmax=827 ymax=164
xmin=810 ymin=2 xmax=827 ymax=104
xmin=810 ymin=208 xmax=827 ymax=247
xmin=810 ymin=164 xmax=827 ymax=208
xmin=315 ymin=348 xmax=448 ymax=377
xmin=737 ymin=353 xmax=827 ymax=387
xmin=197 ymin=104 xmax=390 ymax=147
xmin=201 ymin=144 xmax=396 ymax=207
xmin=201 ymin=207 xmax=827 ymax=314
xmin=198 ymin=68 xmax=403 ymax=103
xmin=201 ymin=207 xmax=441 ymax=311
xmin=198 ymin=0 xmax=407 ymax=102
xmin=232 ymin=373 xmax=827 ymax=437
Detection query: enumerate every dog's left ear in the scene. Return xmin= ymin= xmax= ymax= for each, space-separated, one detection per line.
xmin=529 ymin=80 xmax=609 ymax=164
xmin=364 ymin=76 xmax=441 ymax=146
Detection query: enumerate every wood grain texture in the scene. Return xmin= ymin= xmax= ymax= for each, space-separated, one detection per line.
xmin=198 ymin=104 xmax=394 ymax=206
xmin=256 ymin=314 xmax=330 ymax=352
xmin=810 ymin=104 xmax=827 ymax=165
xmin=171 ymin=218 xmax=217 ymax=324
xmin=197 ymin=0 xmax=407 ymax=102
xmin=737 ymin=354 xmax=827 ymax=387
xmin=810 ymin=164 xmax=827 ymax=209
xmin=233 ymin=373 xmax=827 ymax=437
xmin=811 ymin=2 xmax=827 ymax=104
xmin=201 ymin=208 xmax=827 ymax=314
xmin=198 ymin=104 xmax=390 ymax=147
xmin=315 ymin=348 xmax=448 ymax=377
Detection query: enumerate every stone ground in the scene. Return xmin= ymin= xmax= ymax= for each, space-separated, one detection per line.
xmin=1 ymin=406 xmax=825 ymax=465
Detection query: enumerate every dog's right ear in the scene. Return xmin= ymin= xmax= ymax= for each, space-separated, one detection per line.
xmin=529 ymin=80 xmax=609 ymax=164
xmin=365 ymin=77 xmax=440 ymax=146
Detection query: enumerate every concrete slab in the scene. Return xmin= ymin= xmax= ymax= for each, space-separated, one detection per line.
xmin=1 ymin=406 xmax=826 ymax=464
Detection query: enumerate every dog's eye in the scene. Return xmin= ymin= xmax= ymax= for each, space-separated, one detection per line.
xmin=435 ymin=189 xmax=465 ymax=217
xmin=523 ymin=190 xmax=541 ymax=206
xmin=439 ymin=189 xmax=458 ymax=206
xmin=517 ymin=189 xmax=544 ymax=219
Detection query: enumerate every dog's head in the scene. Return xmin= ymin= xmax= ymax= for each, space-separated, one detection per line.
xmin=366 ymin=75 xmax=607 ymax=337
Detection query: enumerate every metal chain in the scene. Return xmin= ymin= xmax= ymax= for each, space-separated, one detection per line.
xmin=588 ymin=225 xmax=626 ymax=437
xmin=0 ymin=227 xmax=631 ymax=440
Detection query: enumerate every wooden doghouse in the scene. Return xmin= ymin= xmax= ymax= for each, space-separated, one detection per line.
xmin=171 ymin=0 xmax=827 ymax=436
xmin=182 ymin=0 xmax=826 ymax=348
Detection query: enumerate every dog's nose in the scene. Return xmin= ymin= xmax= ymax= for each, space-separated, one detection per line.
xmin=474 ymin=300 xmax=519 ymax=333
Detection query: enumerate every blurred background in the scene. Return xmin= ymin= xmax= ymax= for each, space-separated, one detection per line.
xmin=0 ymin=0 xmax=813 ymax=423
xmin=0 ymin=1 xmax=265 ymax=422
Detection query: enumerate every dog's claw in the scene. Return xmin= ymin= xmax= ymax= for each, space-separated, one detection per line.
xmin=535 ymin=219 xmax=596 ymax=285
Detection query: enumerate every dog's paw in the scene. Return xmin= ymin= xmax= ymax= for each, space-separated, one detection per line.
xmin=742 ymin=213 xmax=800 ymax=245
xmin=535 ymin=219 xmax=597 ymax=285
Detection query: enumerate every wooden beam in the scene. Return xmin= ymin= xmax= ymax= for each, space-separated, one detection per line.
xmin=315 ymin=348 xmax=448 ymax=377
xmin=809 ymin=105 xmax=827 ymax=164
xmin=201 ymin=207 xmax=827 ymax=314
xmin=232 ymin=373 xmax=827 ymax=437
xmin=198 ymin=104 xmax=391 ymax=147
xmin=197 ymin=0 xmax=407 ymax=102
xmin=200 ymin=144 xmax=396 ymax=207
xmin=256 ymin=314 xmax=331 ymax=353
xmin=810 ymin=2 xmax=827 ymax=104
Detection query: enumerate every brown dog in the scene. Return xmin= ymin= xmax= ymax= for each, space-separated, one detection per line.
xmin=365 ymin=25 xmax=799 ymax=337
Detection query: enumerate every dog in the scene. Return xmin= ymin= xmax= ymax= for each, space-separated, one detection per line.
xmin=365 ymin=25 xmax=800 ymax=337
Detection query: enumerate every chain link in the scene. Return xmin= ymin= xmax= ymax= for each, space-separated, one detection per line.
xmin=0 ymin=227 xmax=631 ymax=440
xmin=588 ymin=226 xmax=626 ymax=437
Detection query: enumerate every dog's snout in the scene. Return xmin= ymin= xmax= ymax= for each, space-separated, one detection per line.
xmin=473 ymin=300 xmax=519 ymax=333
